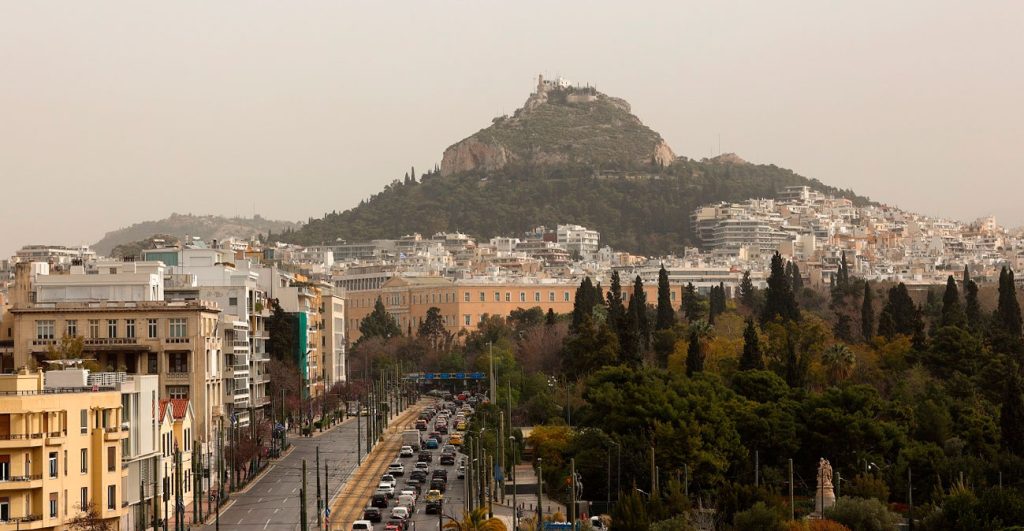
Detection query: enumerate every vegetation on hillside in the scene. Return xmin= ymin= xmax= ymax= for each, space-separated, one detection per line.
xmin=93 ymin=213 xmax=298 ymax=256
xmin=282 ymin=160 xmax=868 ymax=256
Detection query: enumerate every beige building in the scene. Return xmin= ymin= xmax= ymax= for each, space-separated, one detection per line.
xmin=345 ymin=276 xmax=580 ymax=343
xmin=157 ymin=399 xmax=193 ymax=524
xmin=6 ymin=301 xmax=223 ymax=451
xmin=0 ymin=370 xmax=127 ymax=530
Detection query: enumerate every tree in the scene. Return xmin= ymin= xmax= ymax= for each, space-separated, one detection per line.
xmin=607 ymin=271 xmax=627 ymax=336
xmin=833 ymin=314 xmax=853 ymax=343
xmin=267 ymin=298 xmax=297 ymax=362
xmin=993 ymin=266 xmax=1023 ymax=353
xmin=562 ymin=314 xmax=619 ymax=378
xmin=418 ymin=306 xmax=451 ymax=350
xmin=739 ymin=319 xmax=764 ymax=371
xmin=629 ymin=275 xmax=650 ymax=350
xmin=822 ymin=344 xmax=856 ymax=385
xmin=67 ymin=503 xmax=113 ymax=531
xmin=761 ymin=252 xmax=799 ymax=324
xmin=791 ymin=262 xmax=804 ymax=293
xmin=655 ymin=266 xmax=675 ymax=330
xmin=611 ymin=489 xmax=651 ymax=531
xmin=358 ymin=297 xmax=401 ymax=343
xmin=740 ymin=270 xmax=756 ymax=308
xmin=861 ymin=281 xmax=875 ymax=342
xmin=685 ymin=329 xmax=704 ymax=376
xmin=1000 ymin=372 xmax=1024 ymax=456
xmin=572 ymin=277 xmax=600 ymax=331
xmin=878 ymin=283 xmax=921 ymax=340
xmin=443 ymin=508 xmax=508 ymax=531
xmin=545 ymin=308 xmax=557 ymax=326
xmin=965 ymin=278 xmax=982 ymax=331
xmin=940 ymin=275 xmax=966 ymax=328
xmin=823 ymin=497 xmax=900 ymax=531
xmin=681 ymin=283 xmax=705 ymax=322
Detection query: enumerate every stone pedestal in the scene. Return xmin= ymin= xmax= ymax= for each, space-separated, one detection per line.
xmin=814 ymin=486 xmax=836 ymax=515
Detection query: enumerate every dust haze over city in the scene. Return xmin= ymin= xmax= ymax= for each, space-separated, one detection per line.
xmin=1 ymin=1 xmax=1023 ymax=257
xmin=3 ymin=3 xmax=1024 ymax=530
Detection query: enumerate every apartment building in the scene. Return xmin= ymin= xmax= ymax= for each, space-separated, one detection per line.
xmin=115 ymin=374 xmax=160 ymax=531
xmin=156 ymin=399 xmax=193 ymax=527
xmin=0 ymin=369 xmax=127 ymax=530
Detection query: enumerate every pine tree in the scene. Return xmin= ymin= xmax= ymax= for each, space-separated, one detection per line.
xmin=739 ymin=319 xmax=764 ymax=371
xmin=761 ymin=252 xmax=799 ymax=324
xmin=682 ymin=283 xmax=704 ymax=322
xmin=685 ymin=330 xmax=703 ymax=376
xmin=359 ymin=297 xmax=402 ymax=342
xmin=861 ymin=281 xmax=875 ymax=342
xmin=940 ymin=275 xmax=966 ymax=328
xmin=1001 ymin=372 xmax=1024 ymax=456
xmin=655 ymin=266 xmax=675 ymax=330
xmin=629 ymin=275 xmax=650 ymax=350
xmin=740 ymin=270 xmax=755 ymax=308
xmin=607 ymin=271 xmax=627 ymax=338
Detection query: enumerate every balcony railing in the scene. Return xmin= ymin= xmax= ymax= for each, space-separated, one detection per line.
xmin=0 ymin=474 xmax=42 ymax=482
xmin=84 ymin=337 xmax=138 ymax=346
xmin=0 ymin=433 xmax=44 ymax=440
xmin=165 ymin=337 xmax=190 ymax=344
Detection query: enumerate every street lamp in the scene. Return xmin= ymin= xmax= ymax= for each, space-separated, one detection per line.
xmin=509 ymin=435 xmax=518 ymax=530
xmin=537 ymin=457 xmax=544 ymax=525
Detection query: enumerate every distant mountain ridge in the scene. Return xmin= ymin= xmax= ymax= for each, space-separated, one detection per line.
xmin=93 ymin=213 xmax=300 ymax=256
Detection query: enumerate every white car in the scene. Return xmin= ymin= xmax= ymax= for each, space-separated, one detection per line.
xmin=391 ymin=506 xmax=410 ymax=520
xmin=380 ymin=474 xmax=397 ymax=487
xmin=376 ymin=482 xmax=395 ymax=498
xmin=399 ymin=445 xmax=415 ymax=458
xmin=387 ymin=462 xmax=405 ymax=476
xmin=414 ymin=462 xmax=429 ymax=473
xmin=351 ymin=520 xmax=372 ymax=531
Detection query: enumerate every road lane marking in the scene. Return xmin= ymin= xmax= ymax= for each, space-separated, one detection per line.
xmin=264 ymin=519 xmax=271 ymax=530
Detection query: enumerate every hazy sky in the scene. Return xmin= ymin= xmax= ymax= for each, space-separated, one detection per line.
xmin=2 ymin=1 xmax=1022 ymax=258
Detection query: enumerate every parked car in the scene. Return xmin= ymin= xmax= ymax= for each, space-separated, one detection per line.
xmin=457 ymin=465 xmax=465 ymax=479
xmin=362 ymin=506 xmax=382 ymax=523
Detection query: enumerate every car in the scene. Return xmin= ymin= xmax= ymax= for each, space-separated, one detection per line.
xmin=409 ymin=471 xmax=427 ymax=484
xmin=424 ymin=438 xmax=439 ymax=449
xmin=425 ymin=496 xmax=443 ymax=515
xmin=385 ymin=517 xmax=409 ymax=531
xmin=439 ymin=454 xmax=455 ymax=465
xmin=449 ymin=433 xmax=464 ymax=446
xmin=430 ymin=477 xmax=447 ymax=493
xmin=414 ymin=461 xmax=430 ymax=471
xmin=418 ymin=451 xmax=433 ymax=463
xmin=456 ymin=421 xmax=468 ymax=431
xmin=432 ymin=469 xmax=448 ymax=480
xmin=415 ymin=420 xmax=428 ymax=431
xmin=399 ymin=445 xmax=414 ymax=458
xmin=437 ymin=424 xmax=449 ymax=434
xmin=371 ymin=493 xmax=389 ymax=508
xmin=362 ymin=506 xmax=383 ymax=523
xmin=405 ymin=482 xmax=422 ymax=496
xmin=391 ymin=506 xmax=411 ymax=520
xmin=442 ymin=444 xmax=456 ymax=455
xmin=352 ymin=520 xmax=373 ymax=531
xmin=457 ymin=465 xmax=466 ymax=479
xmin=397 ymin=493 xmax=416 ymax=511
xmin=380 ymin=474 xmax=397 ymax=487
xmin=387 ymin=462 xmax=405 ymax=476
xmin=377 ymin=482 xmax=395 ymax=498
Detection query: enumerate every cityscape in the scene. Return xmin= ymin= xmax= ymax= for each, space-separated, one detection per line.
xmin=1 ymin=3 xmax=1023 ymax=531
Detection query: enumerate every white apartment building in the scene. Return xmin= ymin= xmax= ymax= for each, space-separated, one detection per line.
xmin=557 ymin=224 xmax=600 ymax=259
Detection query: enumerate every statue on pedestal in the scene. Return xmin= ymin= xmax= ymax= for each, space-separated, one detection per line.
xmin=814 ymin=458 xmax=836 ymax=516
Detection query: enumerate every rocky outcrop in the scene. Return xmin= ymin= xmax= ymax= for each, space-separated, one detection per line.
xmin=440 ymin=82 xmax=677 ymax=176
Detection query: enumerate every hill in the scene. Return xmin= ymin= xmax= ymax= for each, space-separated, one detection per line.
xmin=282 ymin=78 xmax=870 ymax=255
xmin=93 ymin=213 xmax=300 ymax=256
xmin=441 ymin=76 xmax=674 ymax=176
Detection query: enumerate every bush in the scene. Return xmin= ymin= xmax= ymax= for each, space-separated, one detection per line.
xmin=844 ymin=474 xmax=890 ymax=503
xmin=786 ymin=520 xmax=851 ymax=531
xmin=733 ymin=502 xmax=786 ymax=531
xmin=823 ymin=497 xmax=900 ymax=531
xmin=650 ymin=514 xmax=693 ymax=531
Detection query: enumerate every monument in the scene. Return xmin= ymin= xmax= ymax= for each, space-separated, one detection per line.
xmin=814 ymin=458 xmax=836 ymax=516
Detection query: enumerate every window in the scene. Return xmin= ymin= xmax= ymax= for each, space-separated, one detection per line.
xmin=49 ymin=452 xmax=58 ymax=478
xmin=534 ymin=292 xmax=541 ymax=302
xmin=107 ymin=447 xmax=115 ymax=472
xmin=125 ymin=320 xmax=135 ymax=339
xmin=494 ymin=292 xmax=500 ymax=302
xmin=63 ymin=450 xmax=67 ymax=476
xmin=169 ymin=353 xmax=188 ymax=372
xmin=80 ymin=488 xmax=87 ymax=511
xmin=0 ymin=498 xmax=8 ymax=521
xmin=50 ymin=493 xmax=57 ymax=518
xmin=229 ymin=297 xmax=238 ymax=306
xmin=168 ymin=386 xmax=188 ymax=400
xmin=464 ymin=315 xmax=471 ymax=326
xmin=169 ymin=318 xmax=187 ymax=338
xmin=88 ymin=320 xmax=99 ymax=339
xmin=671 ymin=291 xmax=677 ymax=301
xmin=504 ymin=292 xmax=510 ymax=302
xmin=549 ymin=291 xmax=555 ymax=302
xmin=80 ymin=449 xmax=87 ymax=473
xmin=0 ymin=456 xmax=9 ymax=481
xmin=66 ymin=320 xmax=77 ymax=337
xmin=80 ymin=410 xmax=88 ymax=434
xmin=148 ymin=319 xmax=158 ymax=338
xmin=36 ymin=320 xmax=56 ymax=340
xmin=107 ymin=320 xmax=117 ymax=339
xmin=148 ymin=354 xmax=157 ymax=374
xmin=519 ymin=292 xmax=525 ymax=302
xmin=463 ymin=292 xmax=470 ymax=302
xmin=107 ymin=485 xmax=116 ymax=510
xmin=185 ymin=430 xmax=190 ymax=451
xmin=479 ymin=292 xmax=485 ymax=302
xmin=564 ymin=291 xmax=570 ymax=302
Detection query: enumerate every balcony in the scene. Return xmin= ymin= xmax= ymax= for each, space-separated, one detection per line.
xmin=164 ymin=337 xmax=190 ymax=344
xmin=0 ymin=514 xmax=43 ymax=530
xmin=45 ymin=431 xmax=65 ymax=445
xmin=0 ymin=432 xmax=45 ymax=449
xmin=0 ymin=474 xmax=43 ymax=490
xmin=104 ymin=427 xmax=127 ymax=441
xmin=165 ymin=372 xmax=189 ymax=383
xmin=84 ymin=337 xmax=139 ymax=347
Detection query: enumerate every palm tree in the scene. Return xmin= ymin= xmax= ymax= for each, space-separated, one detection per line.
xmin=443 ymin=508 xmax=509 ymax=531
xmin=822 ymin=344 xmax=856 ymax=385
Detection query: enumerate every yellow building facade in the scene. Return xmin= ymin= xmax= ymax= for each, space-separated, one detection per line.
xmin=0 ymin=371 xmax=126 ymax=530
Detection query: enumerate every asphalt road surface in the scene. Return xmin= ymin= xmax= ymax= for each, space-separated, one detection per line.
xmin=199 ymin=415 xmax=380 ymax=531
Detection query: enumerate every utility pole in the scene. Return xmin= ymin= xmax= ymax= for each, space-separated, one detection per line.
xmin=537 ymin=457 xmax=544 ymax=524
xmin=650 ymin=447 xmax=656 ymax=495
xmin=139 ymin=480 xmax=145 ymax=531
xmin=488 ymin=453 xmax=494 ymax=519
xmin=499 ymin=410 xmax=505 ymax=504
xmin=216 ymin=417 xmax=223 ymax=531
xmin=356 ymin=398 xmax=362 ymax=465
xmin=300 ymin=459 xmax=308 ymax=531
xmin=570 ymin=457 xmax=577 ymax=528
xmin=511 ymin=436 xmax=518 ymax=530
xmin=908 ymin=466 xmax=914 ymax=530
xmin=316 ymin=446 xmax=322 ymax=530
xmin=755 ymin=450 xmax=759 ymax=487
xmin=174 ymin=446 xmax=183 ymax=531
xmin=788 ymin=458 xmax=794 ymax=522
xmin=323 ymin=457 xmax=329 ymax=529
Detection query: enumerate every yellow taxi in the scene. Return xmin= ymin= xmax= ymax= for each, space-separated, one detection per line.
xmin=449 ymin=433 xmax=464 ymax=446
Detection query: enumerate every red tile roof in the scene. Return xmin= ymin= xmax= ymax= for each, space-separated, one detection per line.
xmin=159 ymin=398 xmax=190 ymax=420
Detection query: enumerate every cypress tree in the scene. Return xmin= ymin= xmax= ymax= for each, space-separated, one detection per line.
xmin=1001 ymin=372 xmax=1024 ymax=456
xmin=571 ymin=277 xmax=596 ymax=331
xmin=607 ymin=271 xmax=626 ymax=336
xmin=965 ymin=278 xmax=982 ymax=331
xmin=740 ymin=271 xmax=755 ymax=308
xmin=995 ymin=267 xmax=1023 ymax=339
xmin=655 ymin=266 xmax=675 ymax=330
xmin=861 ymin=281 xmax=875 ymax=342
xmin=761 ymin=252 xmax=800 ymax=324
xmin=940 ymin=275 xmax=966 ymax=328
xmin=791 ymin=262 xmax=804 ymax=293
xmin=629 ymin=275 xmax=650 ymax=350
xmin=833 ymin=313 xmax=853 ymax=342
xmin=879 ymin=283 xmax=920 ymax=339
xmin=739 ymin=319 xmax=764 ymax=371
xmin=685 ymin=330 xmax=703 ymax=376
xmin=546 ymin=308 xmax=557 ymax=326
xmin=682 ymin=283 xmax=704 ymax=322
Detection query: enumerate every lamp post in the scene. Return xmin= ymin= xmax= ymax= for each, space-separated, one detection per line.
xmin=537 ymin=457 xmax=544 ymax=525
xmin=510 ymin=435 xmax=518 ymax=531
